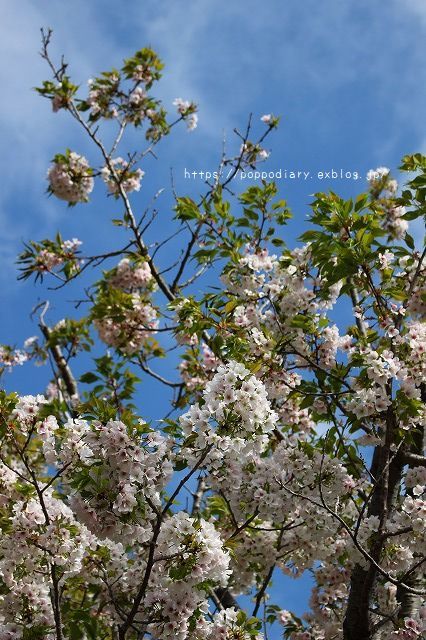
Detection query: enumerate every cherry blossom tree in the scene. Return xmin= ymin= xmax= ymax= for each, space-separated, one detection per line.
xmin=0 ymin=30 xmax=425 ymax=640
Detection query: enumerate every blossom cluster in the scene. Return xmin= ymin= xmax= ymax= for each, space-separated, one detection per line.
xmin=192 ymin=608 xmax=263 ymax=640
xmin=367 ymin=166 xmax=397 ymax=195
xmin=366 ymin=166 xmax=408 ymax=238
xmin=346 ymin=323 xmax=426 ymax=420
xmin=87 ymin=72 xmax=120 ymax=119
xmin=109 ymin=257 xmax=152 ymax=290
xmin=240 ymin=141 xmax=269 ymax=162
xmin=179 ymin=344 xmax=221 ymax=393
xmin=384 ymin=204 xmax=409 ymax=239
xmin=101 ymin=157 xmax=145 ymax=196
xmin=173 ymin=98 xmax=198 ymax=130
xmin=179 ymin=361 xmax=279 ymax=447
xmin=94 ymin=292 xmax=158 ymax=354
xmin=0 ymin=390 xmax=242 ymax=639
xmin=146 ymin=513 xmax=231 ymax=640
xmin=0 ymin=490 xmax=95 ymax=635
xmin=0 ymin=346 xmax=28 ymax=370
xmin=40 ymin=416 xmax=173 ymax=542
xmin=93 ymin=258 xmax=158 ymax=354
xmin=35 ymin=238 xmax=82 ymax=274
xmin=47 ymin=151 xmax=94 ymax=204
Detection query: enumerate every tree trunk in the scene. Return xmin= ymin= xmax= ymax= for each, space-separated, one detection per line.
xmin=397 ymin=385 xmax=425 ymax=621
xmin=343 ymin=402 xmax=404 ymax=640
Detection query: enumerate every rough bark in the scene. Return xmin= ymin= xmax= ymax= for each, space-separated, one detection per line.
xmin=397 ymin=385 xmax=425 ymax=621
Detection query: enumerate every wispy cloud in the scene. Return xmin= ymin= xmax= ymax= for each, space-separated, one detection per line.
xmin=403 ymin=0 xmax=426 ymax=24
xmin=1 ymin=0 xmax=425 ymax=291
xmin=0 ymin=1 xmax=126 ymax=287
xmin=128 ymin=0 xmax=426 ymax=160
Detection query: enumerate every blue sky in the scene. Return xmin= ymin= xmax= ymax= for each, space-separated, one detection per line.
xmin=1 ymin=0 xmax=425 ymax=633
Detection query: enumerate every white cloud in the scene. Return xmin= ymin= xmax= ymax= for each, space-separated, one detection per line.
xmin=0 ymin=0 xmax=424 ymax=290
xmin=402 ymin=0 xmax=426 ymax=24
xmin=0 ymin=1 xmax=126 ymax=287
xmin=128 ymin=0 xmax=426 ymax=156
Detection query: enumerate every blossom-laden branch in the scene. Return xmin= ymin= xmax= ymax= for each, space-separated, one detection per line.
xmin=1 ymin=31 xmax=425 ymax=640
